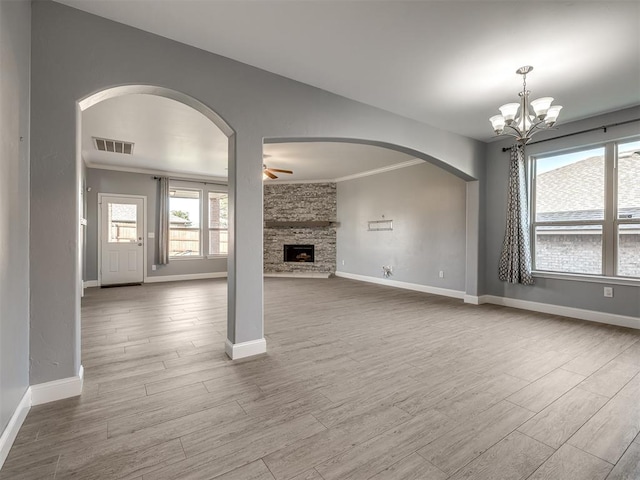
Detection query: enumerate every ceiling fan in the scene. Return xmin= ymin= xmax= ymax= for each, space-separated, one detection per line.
xmin=263 ymin=164 xmax=293 ymax=180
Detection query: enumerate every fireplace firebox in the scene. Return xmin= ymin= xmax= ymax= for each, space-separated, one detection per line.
xmin=284 ymin=244 xmax=315 ymax=263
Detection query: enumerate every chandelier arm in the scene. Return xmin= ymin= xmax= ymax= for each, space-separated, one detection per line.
xmin=495 ymin=129 xmax=522 ymax=141
xmin=526 ymin=119 xmax=550 ymax=137
xmin=503 ymin=124 xmax=524 ymax=137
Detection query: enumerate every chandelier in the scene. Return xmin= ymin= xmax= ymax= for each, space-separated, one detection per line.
xmin=489 ymin=66 xmax=562 ymax=145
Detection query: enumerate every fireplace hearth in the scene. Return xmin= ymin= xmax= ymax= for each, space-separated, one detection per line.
xmin=284 ymin=244 xmax=315 ymax=263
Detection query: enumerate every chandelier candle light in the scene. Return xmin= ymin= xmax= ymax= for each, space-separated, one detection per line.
xmin=489 ymin=66 xmax=562 ymax=145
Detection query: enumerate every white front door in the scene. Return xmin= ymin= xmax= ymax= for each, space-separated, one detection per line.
xmin=100 ymin=195 xmax=145 ymax=286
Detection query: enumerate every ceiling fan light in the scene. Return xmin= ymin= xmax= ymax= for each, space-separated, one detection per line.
xmin=530 ymin=97 xmax=554 ymax=119
xmin=489 ymin=115 xmax=505 ymax=134
xmin=499 ymin=103 xmax=520 ymax=124
xmin=545 ymin=105 xmax=563 ymax=125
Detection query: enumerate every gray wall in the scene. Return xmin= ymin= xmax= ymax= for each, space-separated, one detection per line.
xmin=85 ymin=168 xmax=227 ymax=281
xmin=485 ymin=107 xmax=640 ymax=318
xmin=0 ymin=0 xmax=30 ymax=434
xmin=30 ymin=1 xmax=483 ymax=382
xmin=337 ymin=162 xmax=467 ymax=291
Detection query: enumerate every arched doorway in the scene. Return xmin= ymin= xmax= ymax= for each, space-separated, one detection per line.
xmin=76 ymin=85 xmax=236 ymax=370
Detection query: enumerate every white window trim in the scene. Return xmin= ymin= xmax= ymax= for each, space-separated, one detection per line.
xmin=207 ymin=191 xmax=229 ymax=258
xmin=169 ymin=186 xmax=203 ymax=259
xmin=532 ymin=271 xmax=639 ymax=286
xmin=530 ymin=136 xmax=640 ymax=282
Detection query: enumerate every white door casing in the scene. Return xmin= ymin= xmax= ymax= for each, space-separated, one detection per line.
xmin=99 ymin=194 xmax=146 ymax=286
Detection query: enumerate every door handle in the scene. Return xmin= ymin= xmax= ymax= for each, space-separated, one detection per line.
xmin=138 ymin=243 xmax=143 ymax=246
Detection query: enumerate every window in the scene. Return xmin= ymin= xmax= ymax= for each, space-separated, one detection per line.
xmin=532 ymin=139 xmax=640 ymax=279
xmin=108 ymin=203 xmax=137 ymax=243
xmin=208 ymin=192 xmax=228 ymax=255
xmin=617 ymin=141 xmax=640 ymax=277
xmin=169 ymin=188 xmax=201 ymax=257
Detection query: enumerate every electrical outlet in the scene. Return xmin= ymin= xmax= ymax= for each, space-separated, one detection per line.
xmin=342 ymin=260 xmax=345 ymax=266
xmin=151 ymin=265 xmax=157 ymax=271
xmin=439 ymin=270 xmax=444 ymax=278
xmin=604 ymin=287 xmax=613 ymax=298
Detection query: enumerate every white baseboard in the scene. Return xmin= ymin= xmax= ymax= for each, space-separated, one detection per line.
xmin=264 ymin=272 xmax=332 ymax=279
xmin=145 ymin=272 xmax=227 ymax=284
xmin=30 ymin=365 xmax=84 ymax=406
xmin=0 ymin=388 xmax=31 ymax=469
xmin=482 ymin=295 xmax=640 ymax=330
xmin=464 ymin=295 xmax=482 ymax=305
xmin=83 ymin=280 xmax=98 ymax=288
xmin=335 ymin=271 xmax=465 ymax=300
xmin=225 ymin=338 xmax=267 ymax=360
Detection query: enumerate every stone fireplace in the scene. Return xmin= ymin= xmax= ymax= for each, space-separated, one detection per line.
xmin=263 ymin=183 xmax=336 ymax=275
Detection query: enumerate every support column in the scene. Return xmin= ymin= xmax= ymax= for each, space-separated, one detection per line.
xmin=226 ymin=134 xmax=267 ymax=359
xmin=465 ymin=180 xmax=482 ymax=304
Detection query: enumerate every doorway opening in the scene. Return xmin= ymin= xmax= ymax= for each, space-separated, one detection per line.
xmin=76 ymin=85 xmax=235 ymax=369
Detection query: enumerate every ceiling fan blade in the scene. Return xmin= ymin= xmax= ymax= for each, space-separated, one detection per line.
xmin=264 ymin=170 xmax=278 ymax=179
xmin=268 ymin=168 xmax=293 ymax=174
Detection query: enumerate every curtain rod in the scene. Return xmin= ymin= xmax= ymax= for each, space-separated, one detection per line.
xmin=501 ymin=117 xmax=640 ymax=152
xmin=152 ymin=175 xmax=227 ymax=186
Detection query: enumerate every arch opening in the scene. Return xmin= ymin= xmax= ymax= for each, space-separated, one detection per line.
xmin=260 ymin=136 xmax=482 ymax=323
xmin=75 ymin=85 xmax=237 ymax=370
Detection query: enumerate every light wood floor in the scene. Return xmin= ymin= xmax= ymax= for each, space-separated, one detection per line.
xmin=3 ymin=277 xmax=640 ymax=479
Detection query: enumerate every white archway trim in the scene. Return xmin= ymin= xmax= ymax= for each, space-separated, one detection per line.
xmin=78 ymin=85 xmax=235 ymax=136
xmin=264 ymin=137 xmax=476 ymax=181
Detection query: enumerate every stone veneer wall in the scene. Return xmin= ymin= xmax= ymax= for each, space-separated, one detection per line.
xmin=264 ymin=183 xmax=337 ymax=273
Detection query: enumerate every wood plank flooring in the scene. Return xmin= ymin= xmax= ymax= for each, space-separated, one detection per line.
xmin=2 ymin=277 xmax=640 ymax=479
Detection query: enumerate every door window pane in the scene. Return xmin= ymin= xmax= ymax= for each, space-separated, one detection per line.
xmin=535 ymin=147 xmax=605 ymax=222
xmin=535 ymin=225 xmax=603 ymax=275
xmin=618 ymin=224 xmax=640 ymax=277
xmin=617 ymin=140 xmax=640 ymax=220
xmin=108 ymin=203 xmax=137 ymax=243
xmin=170 ymin=189 xmax=201 ymax=256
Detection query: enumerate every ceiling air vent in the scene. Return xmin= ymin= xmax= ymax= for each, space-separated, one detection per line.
xmin=94 ymin=137 xmax=134 ymax=155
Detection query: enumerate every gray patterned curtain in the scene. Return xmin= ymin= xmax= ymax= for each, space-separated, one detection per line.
xmin=498 ymin=145 xmax=534 ymax=285
xmin=158 ymin=176 xmax=170 ymax=265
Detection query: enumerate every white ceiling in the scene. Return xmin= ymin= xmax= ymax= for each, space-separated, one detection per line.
xmin=263 ymin=142 xmax=421 ymax=182
xmin=73 ymin=1 xmax=640 ymax=180
xmin=82 ymin=94 xmax=229 ymax=178
xmin=82 ymin=94 xmax=419 ymax=180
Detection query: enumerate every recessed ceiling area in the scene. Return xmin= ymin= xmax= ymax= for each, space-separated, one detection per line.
xmin=82 ymin=94 xmax=229 ymax=179
xmin=263 ymin=142 xmax=421 ymax=182
xmin=59 ymin=1 xmax=639 ymax=141
xmin=82 ymin=94 xmax=422 ymax=181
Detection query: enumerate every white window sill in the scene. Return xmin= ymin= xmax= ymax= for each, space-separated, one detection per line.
xmin=169 ymin=255 xmax=204 ymax=261
xmin=206 ymin=255 xmax=228 ymax=260
xmin=533 ymin=271 xmax=640 ymax=287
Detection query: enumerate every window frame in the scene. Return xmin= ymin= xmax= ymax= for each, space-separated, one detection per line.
xmin=530 ymin=136 xmax=640 ymax=282
xmin=206 ymin=190 xmax=229 ymax=258
xmin=614 ymin=140 xmax=640 ymax=278
xmin=168 ymin=186 xmax=204 ymax=259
